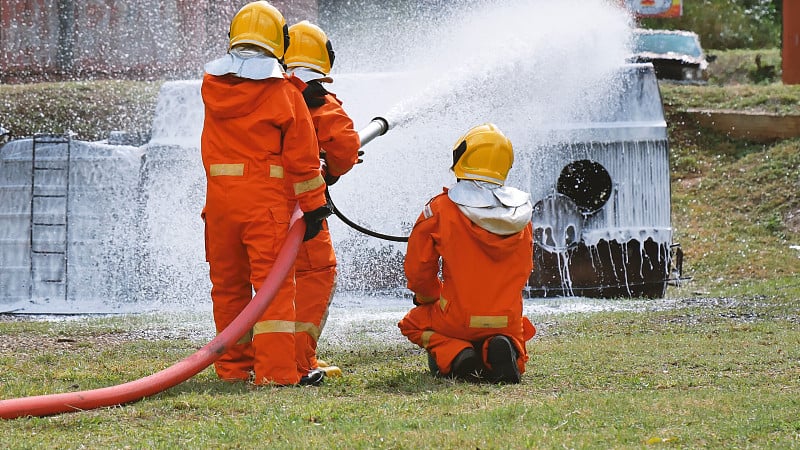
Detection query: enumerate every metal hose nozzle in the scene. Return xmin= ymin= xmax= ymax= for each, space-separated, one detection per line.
xmin=357 ymin=116 xmax=390 ymax=148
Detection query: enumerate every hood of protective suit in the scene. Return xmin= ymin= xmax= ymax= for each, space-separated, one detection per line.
xmin=448 ymin=180 xmax=532 ymax=235
xmin=203 ymin=73 xmax=282 ymax=120
xmin=202 ymin=49 xmax=289 ymax=121
xmin=288 ymin=67 xmax=333 ymax=84
xmin=205 ymin=48 xmax=285 ymax=80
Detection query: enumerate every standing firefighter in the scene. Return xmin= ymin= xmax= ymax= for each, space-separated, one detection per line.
xmin=201 ymin=1 xmax=331 ymax=386
xmin=284 ymin=21 xmax=361 ymax=376
xmin=397 ymin=123 xmax=536 ymax=383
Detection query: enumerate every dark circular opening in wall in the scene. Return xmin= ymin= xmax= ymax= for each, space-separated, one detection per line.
xmin=557 ymin=159 xmax=612 ymax=214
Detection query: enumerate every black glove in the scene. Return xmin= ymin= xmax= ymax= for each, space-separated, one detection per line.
xmin=303 ymin=205 xmax=333 ymax=241
xmin=319 ymin=152 xmax=340 ymax=186
xmin=302 ymin=81 xmax=328 ymax=108
xmin=324 ymin=172 xmax=340 ymax=186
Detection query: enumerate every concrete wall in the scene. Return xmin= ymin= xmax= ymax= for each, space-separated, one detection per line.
xmin=0 ymin=0 xmax=318 ymax=83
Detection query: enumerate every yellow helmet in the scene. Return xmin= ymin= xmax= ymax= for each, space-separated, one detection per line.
xmin=285 ymin=21 xmax=335 ymax=75
xmin=451 ymin=123 xmax=514 ymax=185
xmin=228 ymin=1 xmax=289 ymax=59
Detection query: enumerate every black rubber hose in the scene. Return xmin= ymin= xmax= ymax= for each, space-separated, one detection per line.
xmin=326 ymin=189 xmax=409 ymax=243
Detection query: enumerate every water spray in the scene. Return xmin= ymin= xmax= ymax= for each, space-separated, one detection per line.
xmin=327 ymin=115 xmax=413 ymax=242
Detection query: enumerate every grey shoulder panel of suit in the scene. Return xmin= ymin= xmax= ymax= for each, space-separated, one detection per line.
xmin=492 ymin=185 xmax=531 ymax=208
xmin=448 ymin=180 xmax=530 ymax=208
xmin=289 ymin=67 xmax=334 ymax=84
xmin=204 ymin=53 xmax=285 ymax=80
xmin=449 ymin=180 xmax=532 ymax=235
xmin=457 ymin=200 xmax=533 ymax=235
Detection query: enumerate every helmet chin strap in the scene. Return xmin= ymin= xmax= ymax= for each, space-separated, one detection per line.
xmin=282 ymin=23 xmax=290 ymax=56
xmin=326 ymin=39 xmax=336 ymax=68
xmin=451 ymin=140 xmax=467 ymax=169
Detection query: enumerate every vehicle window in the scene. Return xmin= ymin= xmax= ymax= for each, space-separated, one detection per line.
xmin=633 ymin=33 xmax=702 ymax=58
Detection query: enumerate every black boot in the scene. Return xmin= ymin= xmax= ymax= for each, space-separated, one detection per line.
xmin=427 ymin=352 xmax=440 ymax=376
xmin=486 ymin=335 xmax=520 ymax=384
xmin=428 ymin=349 xmax=483 ymax=381
xmin=299 ymin=368 xmax=325 ymax=386
xmin=449 ymin=347 xmax=484 ymax=381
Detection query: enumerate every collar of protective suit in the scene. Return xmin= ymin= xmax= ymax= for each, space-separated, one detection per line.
xmin=447 ymin=180 xmax=532 ymax=236
xmin=288 ymin=67 xmax=334 ymax=84
xmin=204 ymin=48 xmax=285 ymax=80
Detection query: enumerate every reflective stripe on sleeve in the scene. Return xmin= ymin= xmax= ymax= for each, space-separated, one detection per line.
xmin=293 ymin=174 xmax=325 ymax=195
xmin=415 ymin=294 xmax=438 ymax=304
xmin=421 ymin=330 xmax=435 ymax=349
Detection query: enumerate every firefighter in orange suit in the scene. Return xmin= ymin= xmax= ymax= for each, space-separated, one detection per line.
xmin=397 ymin=123 xmax=536 ymax=384
xmin=201 ymin=1 xmax=330 ymax=386
xmin=284 ymin=21 xmax=361 ymax=376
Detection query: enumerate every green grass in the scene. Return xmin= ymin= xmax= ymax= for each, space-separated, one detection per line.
xmin=706 ymin=48 xmax=783 ymax=86
xmin=661 ymin=82 xmax=800 ymax=115
xmin=669 ymin=137 xmax=800 ymax=290
xmin=1 ymin=292 xmax=798 ymax=448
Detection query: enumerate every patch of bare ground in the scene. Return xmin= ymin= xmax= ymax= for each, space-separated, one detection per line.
xmin=786 ymin=208 xmax=800 ymax=234
xmin=0 ymin=316 xmax=192 ymax=354
xmin=0 ymin=332 xmax=134 ymax=354
xmin=678 ymin=176 xmax=703 ymax=189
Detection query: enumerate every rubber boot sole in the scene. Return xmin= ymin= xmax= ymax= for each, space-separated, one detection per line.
xmin=487 ymin=335 xmax=521 ymax=384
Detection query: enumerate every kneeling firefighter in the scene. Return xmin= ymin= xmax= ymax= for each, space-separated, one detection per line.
xmin=201 ymin=1 xmax=331 ymax=386
xmin=397 ymin=123 xmax=537 ymax=383
xmin=283 ymin=20 xmax=361 ymax=376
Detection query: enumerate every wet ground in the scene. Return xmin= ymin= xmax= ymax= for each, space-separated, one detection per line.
xmin=0 ymin=293 xmax=695 ymax=349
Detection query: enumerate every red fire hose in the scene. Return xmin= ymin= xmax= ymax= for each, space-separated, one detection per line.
xmin=0 ymin=207 xmax=306 ymax=419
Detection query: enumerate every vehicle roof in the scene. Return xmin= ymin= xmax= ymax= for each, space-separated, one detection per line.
xmin=632 ymin=28 xmax=700 ymax=38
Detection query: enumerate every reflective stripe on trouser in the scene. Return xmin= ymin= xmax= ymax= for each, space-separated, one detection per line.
xmin=205 ymin=200 xmax=300 ymax=386
xmin=397 ymin=302 xmax=529 ymax=375
xmin=294 ymin=226 xmax=337 ymax=372
xmin=252 ymin=319 xmax=298 ymax=385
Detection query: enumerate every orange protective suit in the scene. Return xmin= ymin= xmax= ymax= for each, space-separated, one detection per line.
xmin=201 ymin=72 xmax=327 ymax=386
xmin=294 ymin=92 xmax=360 ymax=373
xmin=397 ymin=188 xmax=535 ymax=375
